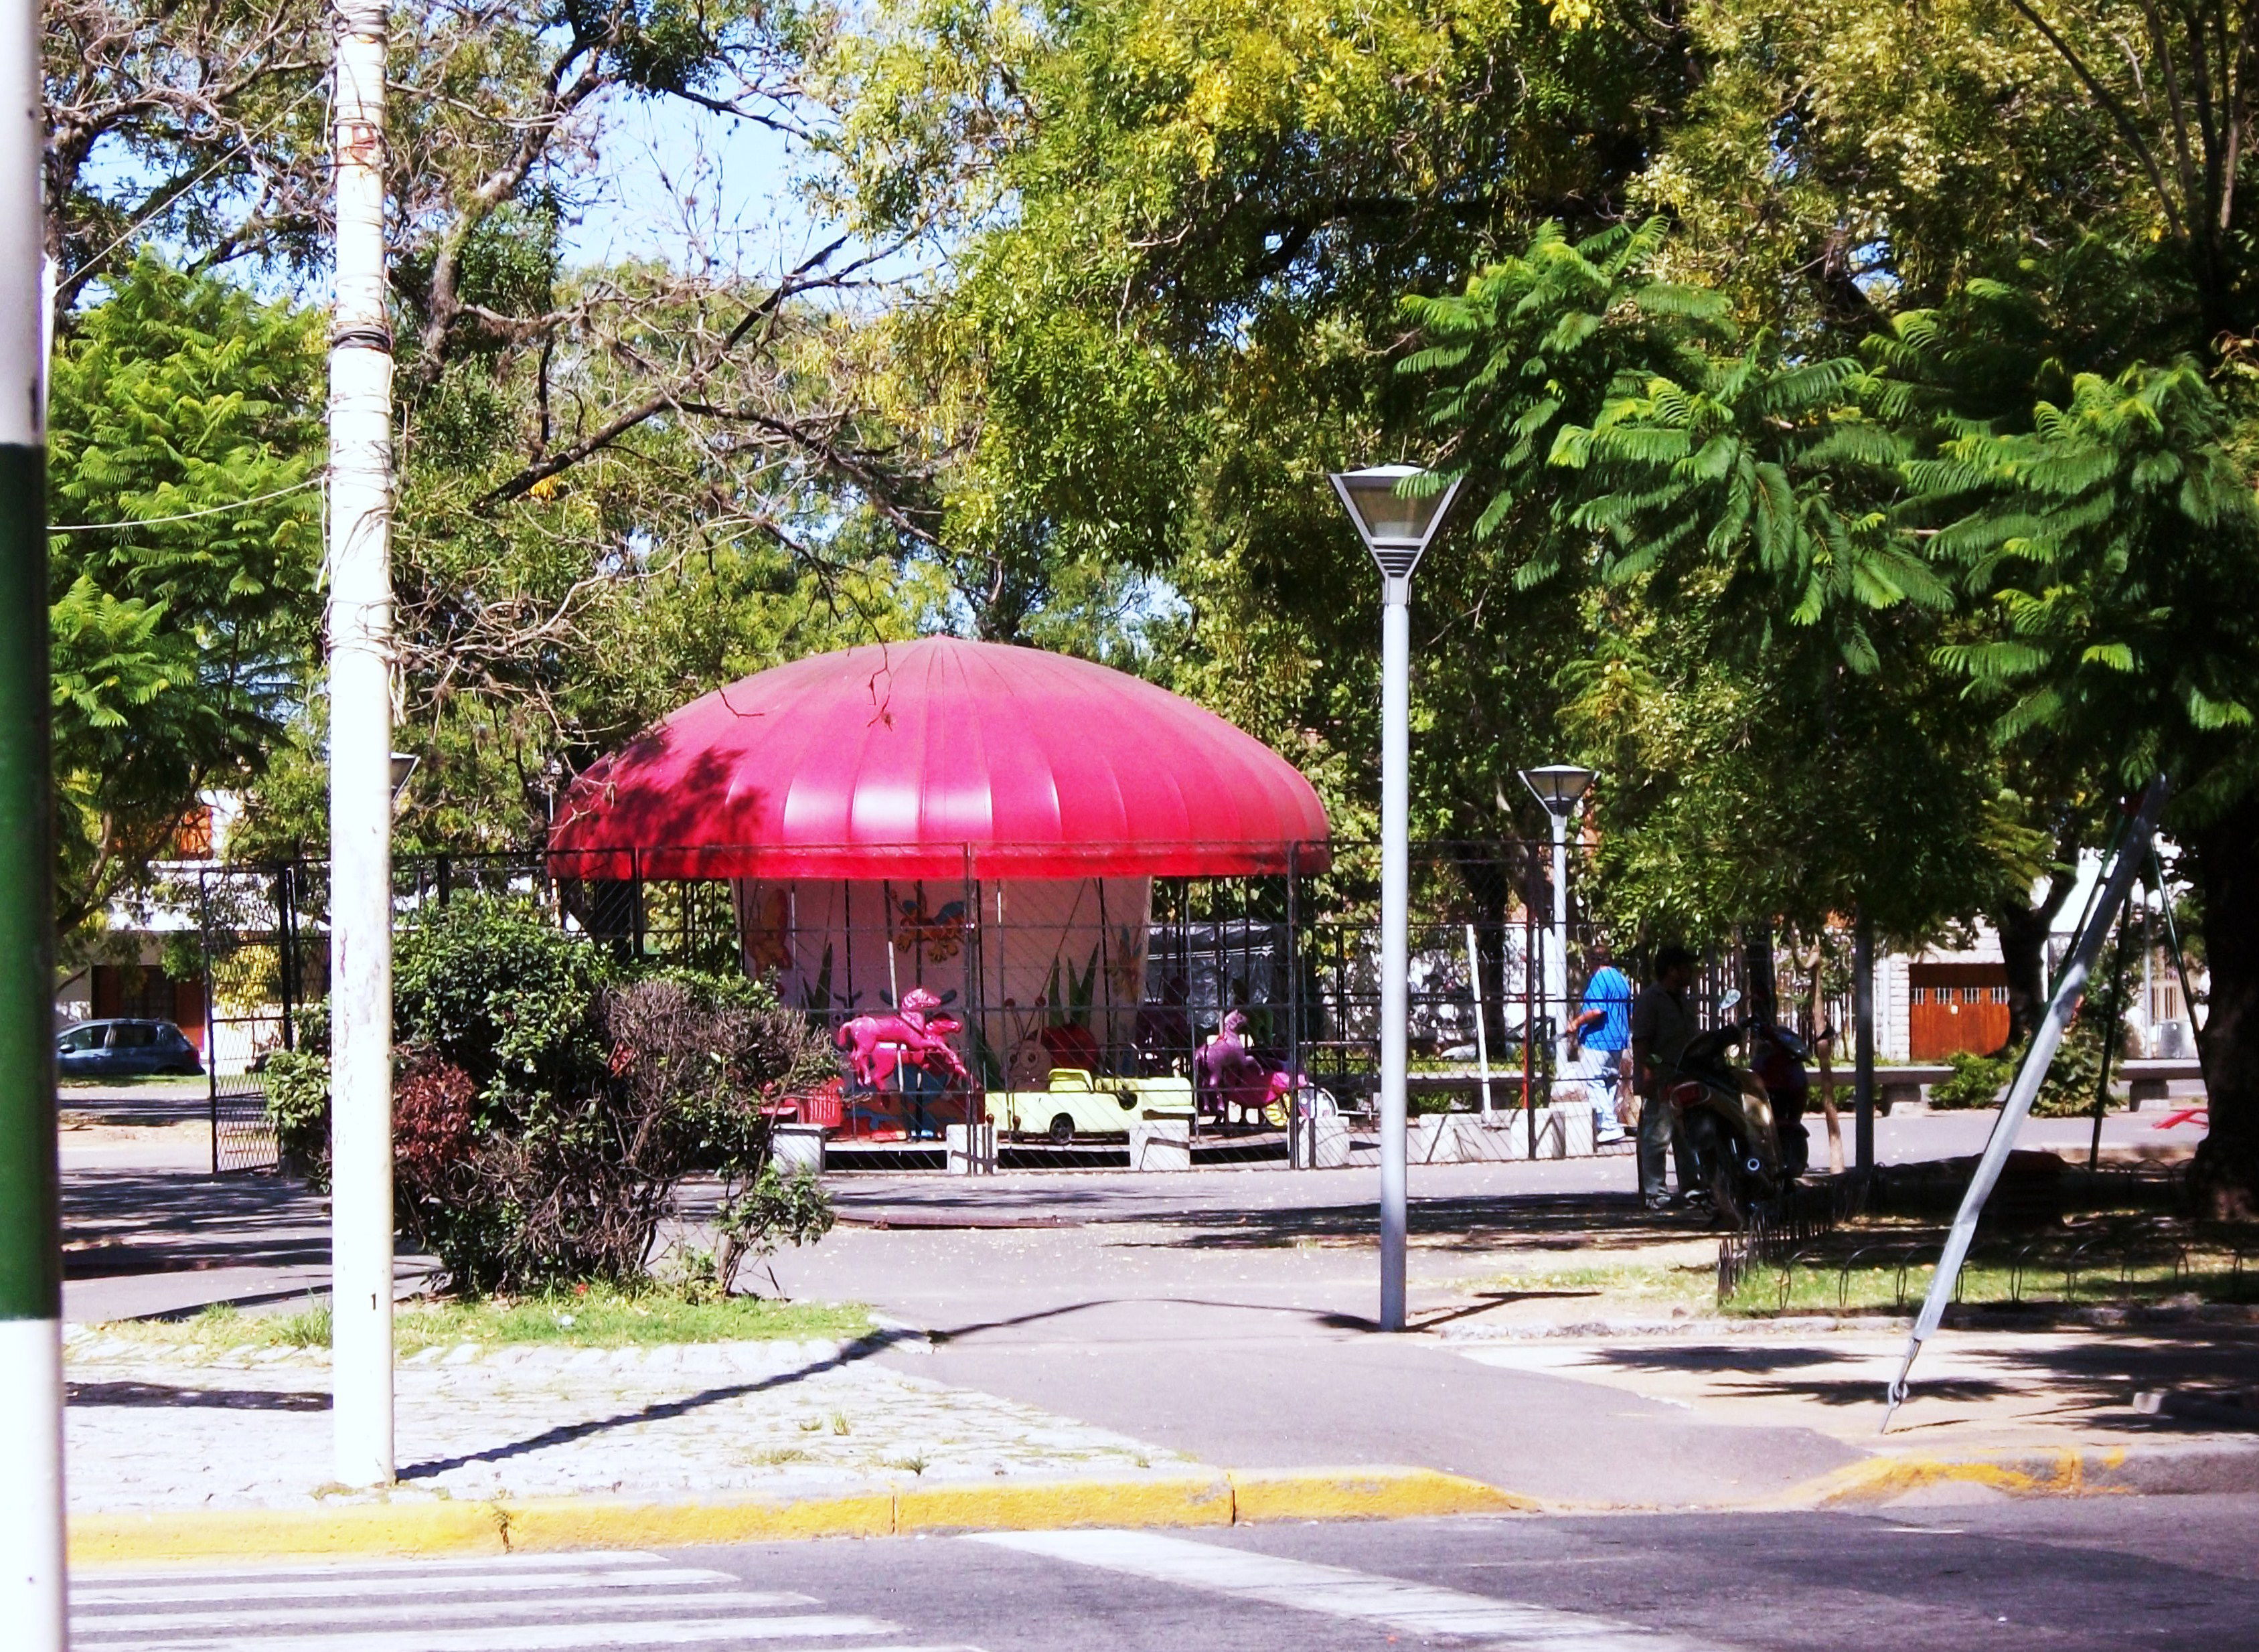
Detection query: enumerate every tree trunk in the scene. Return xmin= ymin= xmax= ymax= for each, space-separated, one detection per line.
xmin=1743 ymin=924 xmax=1776 ymax=1025
xmin=2189 ymin=789 xmax=2259 ymax=1218
xmin=1995 ymin=863 xmax=2078 ymax=1052
xmin=1804 ymin=936 xmax=1843 ymax=1173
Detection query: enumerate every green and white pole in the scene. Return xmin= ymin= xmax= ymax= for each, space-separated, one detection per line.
xmin=0 ymin=7 xmax=64 ymax=1646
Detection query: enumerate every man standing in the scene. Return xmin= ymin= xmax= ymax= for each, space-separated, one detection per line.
xmin=1569 ymin=944 xmax=1633 ymax=1147
xmin=1630 ymin=944 xmax=1699 ymax=1210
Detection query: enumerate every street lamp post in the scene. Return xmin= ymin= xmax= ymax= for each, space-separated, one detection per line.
xmin=1519 ymin=765 xmax=1596 ymax=1109
xmin=1331 ymin=464 xmax=1458 ymax=1333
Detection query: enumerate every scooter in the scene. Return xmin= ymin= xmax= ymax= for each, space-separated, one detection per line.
xmin=1748 ymin=1020 xmax=1813 ymax=1179
xmin=1662 ymin=990 xmax=1786 ymax=1229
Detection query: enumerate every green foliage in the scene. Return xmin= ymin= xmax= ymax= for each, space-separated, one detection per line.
xmin=393 ymin=896 xmax=613 ymax=1121
xmin=1930 ymin=1049 xmax=2014 ymax=1110
xmin=261 ymin=1046 xmax=333 ymax=1187
xmin=1398 ymin=220 xmax=2013 ymax=944
xmin=263 ymin=896 xmax=838 ymax=1293
xmin=711 ymin=1166 xmax=837 ymax=1293
xmin=1896 ymin=353 xmax=2259 ymax=823
xmin=46 ymin=253 xmax=323 ymax=927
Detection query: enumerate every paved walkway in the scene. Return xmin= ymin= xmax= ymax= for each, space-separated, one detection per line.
xmin=62 ymin=1105 xmax=2250 ymax=1517
xmin=64 ymin=1331 xmax=1196 ymax=1513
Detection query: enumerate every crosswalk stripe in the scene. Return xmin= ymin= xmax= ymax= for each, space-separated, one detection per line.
xmin=73 ymin=1590 xmax=818 ymax=1637
xmin=74 ymin=1567 xmax=736 ymax=1606
xmin=972 ymin=1530 xmax=1739 ymax=1651
xmin=85 ymin=1613 xmax=903 ymax=1652
xmin=78 ymin=1552 xmax=672 ymax=1584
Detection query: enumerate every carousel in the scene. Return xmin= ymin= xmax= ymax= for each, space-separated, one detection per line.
xmin=549 ymin=637 xmax=1330 ymax=1141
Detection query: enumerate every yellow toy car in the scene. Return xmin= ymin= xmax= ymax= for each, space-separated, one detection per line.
xmin=987 ymin=1069 xmax=1193 ymax=1145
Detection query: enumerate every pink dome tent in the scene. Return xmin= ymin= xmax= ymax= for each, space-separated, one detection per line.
xmin=549 ymin=638 xmax=1329 ymax=1099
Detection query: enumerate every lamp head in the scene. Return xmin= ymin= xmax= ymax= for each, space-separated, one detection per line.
xmin=1330 ymin=464 xmax=1460 ymax=585
xmin=1518 ymin=763 xmax=1596 ymax=817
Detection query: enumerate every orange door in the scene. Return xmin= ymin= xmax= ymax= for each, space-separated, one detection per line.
xmin=1910 ymin=964 xmax=2012 ymax=1060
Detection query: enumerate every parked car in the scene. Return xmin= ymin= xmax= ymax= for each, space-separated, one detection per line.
xmin=55 ymin=1018 xmax=203 ymax=1078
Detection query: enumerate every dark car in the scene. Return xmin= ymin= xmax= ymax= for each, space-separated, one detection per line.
xmin=56 ymin=1018 xmax=203 ymax=1078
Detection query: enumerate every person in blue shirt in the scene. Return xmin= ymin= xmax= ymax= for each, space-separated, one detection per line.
xmin=1570 ymin=944 xmax=1634 ymax=1146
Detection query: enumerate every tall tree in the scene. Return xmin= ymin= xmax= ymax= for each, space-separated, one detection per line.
xmin=46 ymin=254 xmax=324 ymax=930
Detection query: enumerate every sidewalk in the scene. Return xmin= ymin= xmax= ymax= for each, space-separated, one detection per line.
xmin=1452 ymin=1313 xmax=2259 ymax=1501
xmin=65 ymin=1142 xmax=2259 ymax=1547
xmin=64 ymin=1329 xmax=1196 ymax=1515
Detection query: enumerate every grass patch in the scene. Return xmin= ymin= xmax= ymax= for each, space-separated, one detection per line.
xmin=1473 ymin=1255 xmax=1717 ymax=1313
xmin=1724 ymin=1252 xmax=2258 ymax=1317
xmin=87 ymin=1286 xmax=873 ymax=1352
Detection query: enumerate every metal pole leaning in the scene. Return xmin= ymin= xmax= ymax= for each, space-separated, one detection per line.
xmin=1883 ymin=776 xmax=2171 ymax=1430
xmin=0 ymin=10 xmax=63 ymax=1642
xmin=328 ymin=0 xmax=397 ymax=1490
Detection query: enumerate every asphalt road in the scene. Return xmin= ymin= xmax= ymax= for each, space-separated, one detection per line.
xmin=74 ymin=1499 xmax=2259 ymax=1651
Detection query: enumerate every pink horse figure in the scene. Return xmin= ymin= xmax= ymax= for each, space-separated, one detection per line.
xmin=835 ymin=986 xmax=970 ymax=1090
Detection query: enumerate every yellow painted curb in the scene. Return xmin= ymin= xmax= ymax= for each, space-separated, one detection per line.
xmin=70 ymin=1466 xmax=1537 ymax=1568
xmin=1791 ymin=1448 xmax=2090 ymax=1508
xmin=1229 ymin=1466 xmax=1536 ymax=1523
xmin=503 ymin=1491 xmax=896 ymax=1552
xmin=72 ymin=1500 xmax=510 ymax=1567
xmin=897 ymin=1473 xmax=1233 ymax=1534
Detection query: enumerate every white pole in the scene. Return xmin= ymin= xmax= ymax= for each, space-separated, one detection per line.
xmin=328 ymin=0 xmax=396 ymax=1490
xmin=0 ymin=9 xmax=65 ymax=1644
xmin=1547 ymin=808 xmax=1572 ymax=1092
xmin=1466 ymin=922 xmax=1492 ymax=1123
xmin=1377 ymin=582 xmax=1410 ymax=1332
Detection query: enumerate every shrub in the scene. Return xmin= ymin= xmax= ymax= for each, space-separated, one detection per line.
xmin=1926 ymin=1001 xmax=2128 ymax=1118
xmin=1929 ymin=1050 xmax=2014 ymax=1110
xmin=394 ymin=894 xmax=611 ymax=1112
xmin=263 ymin=1046 xmax=333 ymax=1187
xmin=2032 ymin=1007 xmax=2123 ymax=1118
xmin=263 ymin=894 xmax=838 ymax=1295
xmin=712 ymin=1165 xmax=836 ymax=1295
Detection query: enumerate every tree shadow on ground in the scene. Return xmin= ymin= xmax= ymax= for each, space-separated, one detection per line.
xmin=62 ymin=1169 xmax=330 ymax=1276
xmin=393 ymin=1327 xmax=929 ymax=1481
xmin=1590 ymin=1329 xmax=2259 ymax=1431
xmin=1113 ymin=1193 xmax=1722 ymax=1253
xmin=67 ymin=1380 xmax=329 ymax=1412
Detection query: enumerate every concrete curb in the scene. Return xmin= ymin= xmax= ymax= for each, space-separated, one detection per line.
xmin=70 ymin=1466 xmax=1531 ymax=1567
xmin=1782 ymin=1440 xmax=2259 ymax=1507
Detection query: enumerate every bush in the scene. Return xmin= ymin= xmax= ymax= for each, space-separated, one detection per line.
xmin=1929 ymin=1050 xmax=2014 ymax=1110
xmin=710 ymin=1165 xmax=836 ymax=1295
xmin=394 ymin=894 xmax=611 ymax=1112
xmin=2032 ymin=1006 xmax=2122 ymax=1118
xmin=1926 ymin=1001 xmax=2128 ymax=1118
xmin=263 ymin=1046 xmax=333 ymax=1186
xmin=264 ymin=895 xmax=838 ymax=1295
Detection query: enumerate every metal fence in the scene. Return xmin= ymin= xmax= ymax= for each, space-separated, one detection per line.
xmin=191 ymin=840 xmax=1776 ymax=1170
xmin=191 ymin=863 xmax=327 ymax=1172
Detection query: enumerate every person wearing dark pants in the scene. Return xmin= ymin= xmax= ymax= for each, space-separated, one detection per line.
xmin=1630 ymin=946 xmax=1698 ymax=1210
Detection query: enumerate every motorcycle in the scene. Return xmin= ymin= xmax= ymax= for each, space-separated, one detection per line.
xmin=1747 ymin=1019 xmax=1814 ymax=1179
xmin=1662 ymin=989 xmax=1788 ymax=1228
